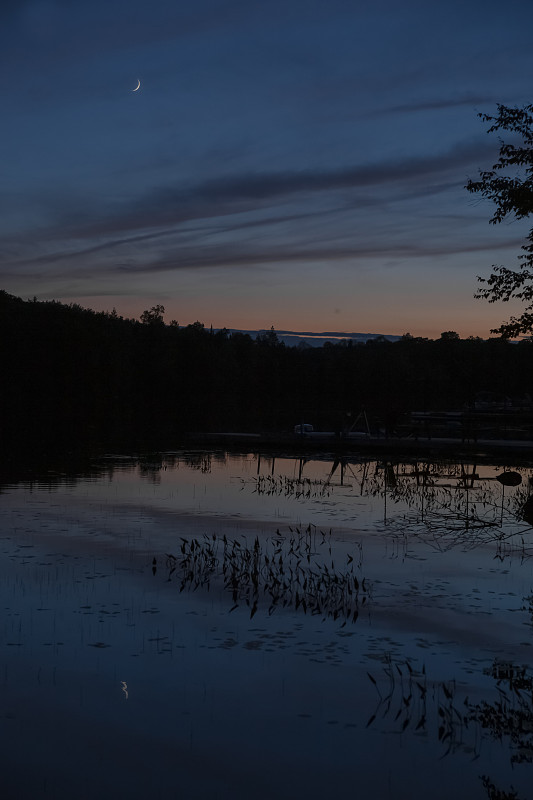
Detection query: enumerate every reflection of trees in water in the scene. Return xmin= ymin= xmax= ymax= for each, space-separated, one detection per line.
xmin=169 ymin=451 xmax=229 ymax=473
xmin=178 ymin=452 xmax=213 ymax=473
xmin=0 ymin=450 xmax=219 ymax=491
xmin=367 ymin=655 xmax=533 ymax=800
xmin=138 ymin=451 xmax=229 ymax=477
xmin=0 ymin=457 xmax=139 ymax=493
xmin=4 ymin=452 xmax=533 ymax=560
xmin=138 ymin=453 xmax=165 ymax=483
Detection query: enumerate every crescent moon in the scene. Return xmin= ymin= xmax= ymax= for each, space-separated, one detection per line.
xmin=132 ymin=79 xmax=141 ymax=92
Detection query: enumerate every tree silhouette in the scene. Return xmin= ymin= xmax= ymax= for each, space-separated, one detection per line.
xmin=140 ymin=305 xmax=165 ymax=325
xmin=3 ymin=290 xmax=533 ymax=452
xmin=466 ymin=104 xmax=533 ymax=337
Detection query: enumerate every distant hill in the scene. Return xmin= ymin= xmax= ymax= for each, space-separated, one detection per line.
xmin=218 ymin=329 xmax=401 ymax=347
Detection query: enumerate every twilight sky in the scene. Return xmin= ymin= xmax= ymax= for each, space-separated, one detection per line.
xmin=2 ymin=0 xmax=533 ymax=338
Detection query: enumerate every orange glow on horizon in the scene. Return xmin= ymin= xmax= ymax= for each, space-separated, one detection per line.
xmin=50 ymin=293 xmax=521 ymax=341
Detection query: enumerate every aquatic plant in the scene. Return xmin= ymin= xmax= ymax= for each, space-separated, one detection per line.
xmin=367 ymin=655 xmax=533 ymax=798
xmin=522 ymin=591 xmax=533 ymax=626
xmin=240 ymin=457 xmax=533 ymax=556
xmin=157 ymin=525 xmax=369 ymax=623
xmin=245 ymin=474 xmax=332 ymax=500
xmin=467 ymin=661 xmax=533 ymax=766
xmin=481 ymin=777 xmax=523 ymax=800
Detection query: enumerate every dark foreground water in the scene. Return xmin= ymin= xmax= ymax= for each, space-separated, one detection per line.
xmin=2 ymin=450 xmax=533 ymax=799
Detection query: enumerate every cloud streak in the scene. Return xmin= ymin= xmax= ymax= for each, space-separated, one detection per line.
xmin=383 ymin=96 xmax=496 ymax=115
xmin=3 ymin=231 xmax=524 ymax=285
xmin=6 ymin=136 xmax=496 ymax=242
xmin=0 ymin=134 xmax=509 ymax=287
xmin=143 ymin=138 xmax=494 ymax=209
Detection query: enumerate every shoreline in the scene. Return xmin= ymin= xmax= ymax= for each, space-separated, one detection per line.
xmin=3 ymin=434 xmax=533 ymax=488
xmin=185 ymin=431 xmax=533 ymax=461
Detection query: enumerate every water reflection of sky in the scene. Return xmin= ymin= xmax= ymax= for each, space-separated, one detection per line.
xmin=2 ymin=450 xmax=533 ymax=799
xmin=11 ymin=450 xmax=533 ymax=535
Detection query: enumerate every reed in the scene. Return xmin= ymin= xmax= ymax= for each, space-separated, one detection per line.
xmin=367 ymin=653 xmax=533 ymax=794
xmin=160 ymin=525 xmax=369 ymax=623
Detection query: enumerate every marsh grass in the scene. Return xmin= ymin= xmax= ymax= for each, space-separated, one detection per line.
xmin=522 ymin=592 xmax=533 ymax=626
xmin=240 ymin=461 xmax=533 ymax=556
xmin=245 ymin=474 xmax=333 ymax=500
xmin=158 ymin=525 xmax=368 ymax=623
xmin=367 ymin=656 xmax=533 ymax=799
xmin=481 ymin=776 xmax=524 ymax=800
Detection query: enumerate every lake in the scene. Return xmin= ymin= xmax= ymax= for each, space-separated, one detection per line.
xmin=2 ymin=449 xmax=533 ymax=799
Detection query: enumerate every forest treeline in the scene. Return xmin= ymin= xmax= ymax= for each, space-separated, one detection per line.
xmin=2 ymin=290 xmax=532 ymax=451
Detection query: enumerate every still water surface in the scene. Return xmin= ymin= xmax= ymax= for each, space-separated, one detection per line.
xmin=2 ymin=450 xmax=533 ymax=799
